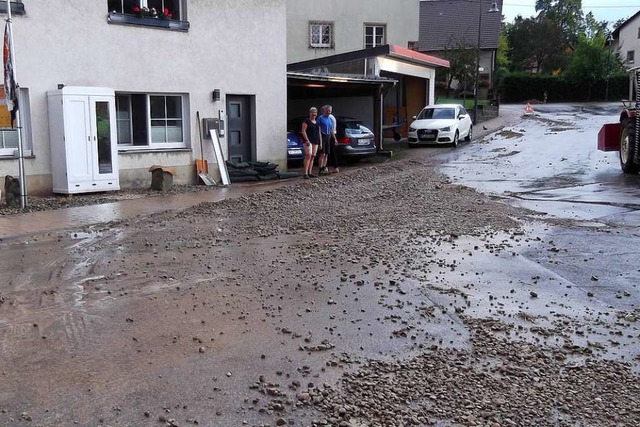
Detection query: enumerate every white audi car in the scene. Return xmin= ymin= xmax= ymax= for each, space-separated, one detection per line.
xmin=407 ymin=104 xmax=473 ymax=148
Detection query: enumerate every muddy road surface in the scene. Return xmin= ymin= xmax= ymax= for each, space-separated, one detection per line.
xmin=1 ymin=140 xmax=639 ymax=425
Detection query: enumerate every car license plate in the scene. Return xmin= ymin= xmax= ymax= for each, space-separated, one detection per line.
xmin=358 ymin=139 xmax=371 ymax=146
xmin=419 ymin=129 xmax=436 ymax=141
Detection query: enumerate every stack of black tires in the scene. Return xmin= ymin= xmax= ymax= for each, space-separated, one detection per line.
xmin=226 ymin=161 xmax=299 ymax=183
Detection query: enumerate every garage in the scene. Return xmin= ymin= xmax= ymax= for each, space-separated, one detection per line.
xmin=287 ymin=72 xmax=396 ymax=151
xmin=287 ymin=44 xmax=450 ymax=147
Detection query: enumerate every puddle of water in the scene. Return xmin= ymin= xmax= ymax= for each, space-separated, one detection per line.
xmin=573 ymin=221 xmax=608 ymax=228
xmin=397 ymin=228 xmax=640 ymax=364
xmin=72 ymin=283 xmax=86 ymax=308
xmin=69 ymin=231 xmax=98 ymax=240
xmin=70 ymin=275 xmax=106 ymax=310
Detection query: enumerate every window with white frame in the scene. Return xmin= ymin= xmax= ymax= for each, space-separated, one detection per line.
xmin=364 ymin=24 xmax=386 ymax=49
xmin=0 ymin=0 xmax=25 ymax=15
xmin=0 ymin=126 xmax=18 ymax=155
xmin=627 ymin=50 xmax=635 ymax=64
xmin=108 ymin=0 xmax=182 ymax=19
xmin=309 ymin=22 xmax=334 ymax=48
xmin=0 ymin=87 xmax=31 ymax=157
xmin=116 ymin=93 xmax=185 ymax=149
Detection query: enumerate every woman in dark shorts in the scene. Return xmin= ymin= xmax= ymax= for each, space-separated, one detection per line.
xmin=301 ymin=107 xmax=322 ymax=179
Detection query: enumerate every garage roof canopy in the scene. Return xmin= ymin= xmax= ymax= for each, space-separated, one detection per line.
xmin=287 ymin=71 xmax=396 ymax=85
xmin=288 ymin=44 xmax=449 ymax=80
xmin=287 ymin=71 xmax=396 ymax=99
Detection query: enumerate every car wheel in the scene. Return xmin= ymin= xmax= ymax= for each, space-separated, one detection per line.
xmin=452 ymin=131 xmax=459 ymax=148
xmin=465 ymin=125 xmax=473 ymax=142
xmin=620 ymin=118 xmax=639 ymax=174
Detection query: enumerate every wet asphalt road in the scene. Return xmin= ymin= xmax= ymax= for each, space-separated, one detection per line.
xmin=0 ymin=104 xmax=639 ymax=426
xmin=433 ymin=102 xmax=640 ymax=355
xmin=438 ymin=103 xmax=640 ymax=227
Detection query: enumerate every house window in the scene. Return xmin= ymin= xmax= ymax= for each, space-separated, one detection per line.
xmin=0 ymin=126 xmax=19 ymax=155
xmin=309 ymin=22 xmax=334 ymax=48
xmin=116 ymin=93 xmax=185 ymax=150
xmin=0 ymin=1 xmax=25 ymax=15
xmin=0 ymin=87 xmax=31 ymax=157
xmin=364 ymin=24 xmax=386 ymax=49
xmin=0 ymin=89 xmax=18 ymax=153
xmin=108 ymin=0 xmax=181 ymax=18
xmin=107 ymin=0 xmax=189 ymax=31
xmin=627 ymin=50 xmax=635 ymax=64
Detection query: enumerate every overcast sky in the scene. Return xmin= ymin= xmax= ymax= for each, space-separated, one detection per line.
xmin=501 ymin=0 xmax=638 ymax=25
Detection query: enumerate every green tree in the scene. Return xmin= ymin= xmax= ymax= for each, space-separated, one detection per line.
xmin=564 ymin=23 xmax=624 ymax=100
xmin=506 ymin=16 xmax=567 ymax=73
xmin=612 ymin=18 xmax=626 ymax=30
xmin=582 ymin=11 xmax=607 ymax=40
xmin=437 ymin=44 xmax=476 ymax=97
xmin=564 ymin=35 xmax=606 ymax=86
xmin=535 ymin=0 xmax=584 ymax=45
xmin=496 ymin=32 xmax=510 ymax=69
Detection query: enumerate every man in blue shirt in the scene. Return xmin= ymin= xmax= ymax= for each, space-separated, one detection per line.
xmin=317 ymin=105 xmax=338 ymax=175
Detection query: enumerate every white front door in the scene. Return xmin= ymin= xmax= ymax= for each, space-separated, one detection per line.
xmin=65 ymin=96 xmax=93 ymax=184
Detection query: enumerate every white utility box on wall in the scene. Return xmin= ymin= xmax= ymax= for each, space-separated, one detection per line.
xmin=47 ymin=86 xmax=120 ymax=194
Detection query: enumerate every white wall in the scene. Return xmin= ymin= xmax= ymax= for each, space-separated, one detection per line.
xmin=618 ymin=14 xmax=640 ymax=69
xmin=286 ymin=0 xmax=420 ymax=63
xmin=1 ymin=0 xmax=287 ymax=193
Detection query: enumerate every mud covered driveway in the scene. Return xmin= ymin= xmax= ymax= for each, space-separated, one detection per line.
xmin=1 ymin=125 xmax=640 ymax=425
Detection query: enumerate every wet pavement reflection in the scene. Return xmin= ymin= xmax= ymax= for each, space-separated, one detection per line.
xmin=437 ymin=103 xmax=640 ymax=226
xmin=0 ymin=181 xmax=294 ymax=239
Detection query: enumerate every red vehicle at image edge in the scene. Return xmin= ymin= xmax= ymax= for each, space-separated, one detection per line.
xmin=597 ymin=66 xmax=640 ymax=174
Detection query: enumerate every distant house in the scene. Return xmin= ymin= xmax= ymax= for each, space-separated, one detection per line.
xmin=417 ymin=0 xmax=503 ymax=95
xmin=612 ymin=9 xmax=640 ymax=69
xmin=0 ymin=1 xmax=287 ymax=195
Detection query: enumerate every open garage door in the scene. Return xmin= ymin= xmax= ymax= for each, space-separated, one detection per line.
xmin=287 ymin=73 xmax=396 ymax=151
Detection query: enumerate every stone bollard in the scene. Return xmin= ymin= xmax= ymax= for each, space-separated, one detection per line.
xmin=148 ymin=165 xmax=176 ymax=191
xmin=4 ymin=175 xmax=20 ymax=207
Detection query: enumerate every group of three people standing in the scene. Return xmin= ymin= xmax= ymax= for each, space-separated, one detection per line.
xmin=300 ymin=105 xmax=340 ymax=179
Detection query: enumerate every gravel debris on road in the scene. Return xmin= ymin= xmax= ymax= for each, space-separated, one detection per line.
xmin=0 ymin=152 xmax=637 ymax=427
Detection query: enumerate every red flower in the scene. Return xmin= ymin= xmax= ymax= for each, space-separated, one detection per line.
xmin=133 ymin=6 xmax=140 ymax=12
xmin=163 ymin=8 xmax=173 ymax=18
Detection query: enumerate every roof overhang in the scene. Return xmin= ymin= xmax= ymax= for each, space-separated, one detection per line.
xmin=612 ymin=9 xmax=640 ymax=38
xmin=287 ymin=44 xmax=449 ymax=77
xmin=287 ymin=72 xmax=397 ymax=100
xmin=385 ymin=45 xmax=449 ymax=68
xmin=377 ymin=57 xmax=433 ymax=79
xmin=287 ymin=71 xmax=397 ymax=86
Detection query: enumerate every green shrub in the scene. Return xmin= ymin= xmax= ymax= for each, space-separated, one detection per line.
xmin=499 ymin=73 xmax=628 ymax=103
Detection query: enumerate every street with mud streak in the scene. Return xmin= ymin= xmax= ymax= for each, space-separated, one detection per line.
xmin=1 ymin=104 xmax=639 ymax=426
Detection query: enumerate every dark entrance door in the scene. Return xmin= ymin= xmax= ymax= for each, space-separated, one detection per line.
xmin=226 ymin=95 xmax=253 ymax=163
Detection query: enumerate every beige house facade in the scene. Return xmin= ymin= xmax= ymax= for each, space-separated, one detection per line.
xmin=286 ymin=0 xmax=420 ymax=63
xmin=0 ymin=0 xmax=287 ymax=195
